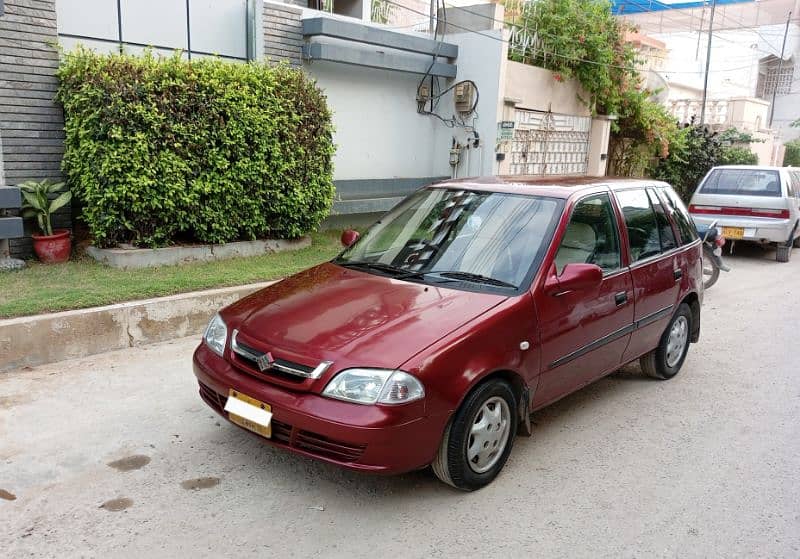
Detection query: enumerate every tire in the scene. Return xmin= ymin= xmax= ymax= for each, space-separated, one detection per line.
xmin=640 ymin=303 xmax=692 ymax=380
xmin=702 ymin=250 xmax=720 ymax=290
xmin=793 ymin=236 xmax=800 ymax=249
xmin=431 ymin=379 xmax=517 ymax=491
xmin=777 ymin=244 xmax=792 ymax=263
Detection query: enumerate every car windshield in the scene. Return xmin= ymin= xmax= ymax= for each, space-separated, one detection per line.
xmin=700 ymin=168 xmax=782 ymax=197
xmin=334 ymin=188 xmax=561 ymax=290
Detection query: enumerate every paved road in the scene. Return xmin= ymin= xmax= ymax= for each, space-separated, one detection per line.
xmin=2 ymin=244 xmax=799 ymax=558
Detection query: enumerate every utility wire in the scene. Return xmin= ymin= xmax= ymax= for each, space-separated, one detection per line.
xmin=380 ymin=0 xmax=772 ymax=76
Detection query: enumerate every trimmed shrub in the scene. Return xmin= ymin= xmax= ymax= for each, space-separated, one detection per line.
xmin=57 ymin=49 xmax=335 ymax=247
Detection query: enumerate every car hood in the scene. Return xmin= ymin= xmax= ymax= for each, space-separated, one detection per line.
xmin=224 ymin=262 xmax=508 ymax=370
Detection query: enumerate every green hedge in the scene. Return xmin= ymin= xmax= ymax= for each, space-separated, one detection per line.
xmin=57 ymin=49 xmax=335 ymax=248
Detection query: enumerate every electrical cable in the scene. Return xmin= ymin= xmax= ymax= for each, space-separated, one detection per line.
xmin=380 ymin=0 xmax=770 ymax=75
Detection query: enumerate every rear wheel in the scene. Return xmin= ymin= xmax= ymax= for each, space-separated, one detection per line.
xmin=793 ymin=236 xmax=800 ymax=249
xmin=777 ymin=244 xmax=792 ymax=263
xmin=432 ymin=379 xmax=517 ymax=491
xmin=640 ymin=303 xmax=692 ymax=380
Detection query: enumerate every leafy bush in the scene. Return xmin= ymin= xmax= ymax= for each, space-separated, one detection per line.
xmin=784 ymin=139 xmax=800 ymax=167
xmin=650 ymin=124 xmax=759 ymax=201
xmin=717 ymin=146 xmax=758 ymax=166
xmin=57 ymin=49 xmax=335 ymax=248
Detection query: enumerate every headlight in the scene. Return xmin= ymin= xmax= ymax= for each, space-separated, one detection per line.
xmin=322 ymin=368 xmax=425 ymax=405
xmin=203 ymin=313 xmax=228 ymax=356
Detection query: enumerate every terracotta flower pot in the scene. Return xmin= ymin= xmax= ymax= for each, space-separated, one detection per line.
xmin=32 ymin=229 xmax=72 ymax=264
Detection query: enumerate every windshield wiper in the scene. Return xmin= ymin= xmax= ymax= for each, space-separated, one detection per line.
xmin=336 ymin=260 xmax=406 ymax=275
xmin=435 ymin=271 xmax=517 ymax=289
xmin=337 ymin=261 xmax=457 ymax=284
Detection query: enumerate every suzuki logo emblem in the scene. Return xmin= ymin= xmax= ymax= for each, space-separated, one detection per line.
xmin=256 ymin=351 xmax=275 ymax=372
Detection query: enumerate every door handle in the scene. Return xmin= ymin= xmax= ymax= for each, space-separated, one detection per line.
xmin=673 ymin=269 xmax=683 ymax=281
xmin=614 ymin=291 xmax=628 ymax=306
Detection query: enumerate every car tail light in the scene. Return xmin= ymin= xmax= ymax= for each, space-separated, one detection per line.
xmin=689 ymin=205 xmax=790 ymax=219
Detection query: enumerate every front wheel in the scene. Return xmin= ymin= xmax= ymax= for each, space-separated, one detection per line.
xmin=431 ymin=379 xmax=517 ymax=491
xmin=640 ymin=303 xmax=692 ymax=380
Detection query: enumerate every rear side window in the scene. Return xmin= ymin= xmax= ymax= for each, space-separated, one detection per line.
xmin=700 ymin=168 xmax=782 ymax=197
xmin=659 ymin=187 xmax=698 ymax=246
xmin=615 ymin=189 xmax=662 ymax=262
xmin=647 ymin=188 xmax=677 ymax=252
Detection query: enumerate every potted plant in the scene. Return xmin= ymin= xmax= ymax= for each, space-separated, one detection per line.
xmin=19 ymin=179 xmax=72 ymax=263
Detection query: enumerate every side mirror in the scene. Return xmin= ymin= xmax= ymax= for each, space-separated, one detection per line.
xmin=544 ymin=263 xmax=603 ymax=296
xmin=341 ymin=229 xmax=360 ymax=248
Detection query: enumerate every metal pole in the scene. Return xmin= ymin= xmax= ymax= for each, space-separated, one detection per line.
xmin=768 ymin=11 xmax=792 ymax=128
xmin=699 ymin=0 xmax=717 ymax=126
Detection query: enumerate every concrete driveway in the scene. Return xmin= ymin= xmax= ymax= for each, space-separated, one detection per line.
xmin=2 ymin=244 xmax=799 ymax=558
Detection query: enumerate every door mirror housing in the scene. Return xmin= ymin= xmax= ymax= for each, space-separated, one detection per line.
xmin=341 ymin=229 xmax=360 ymax=247
xmin=545 ymin=263 xmax=603 ymax=295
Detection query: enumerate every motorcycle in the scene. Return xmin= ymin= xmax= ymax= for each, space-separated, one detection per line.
xmin=696 ymin=220 xmax=730 ymax=290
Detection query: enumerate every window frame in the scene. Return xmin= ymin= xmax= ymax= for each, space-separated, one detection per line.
xmin=554 ymin=192 xmax=624 ymax=277
xmin=658 ymin=186 xmax=699 ymax=246
xmin=613 ymin=187 xmax=666 ymax=266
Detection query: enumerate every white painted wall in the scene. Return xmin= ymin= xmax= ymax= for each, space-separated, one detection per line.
xmin=302 ymin=25 xmax=507 ymax=182
xmin=305 ymin=60 xmax=449 ymax=181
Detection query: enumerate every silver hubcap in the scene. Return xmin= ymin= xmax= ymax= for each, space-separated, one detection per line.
xmin=665 ymin=315 xmax=689 ymax=368
xmin=467 ymin=396 xmax=511 ymax=474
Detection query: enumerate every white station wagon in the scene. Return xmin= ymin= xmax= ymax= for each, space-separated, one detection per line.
xmin=689 ymin=165 xmax=800 ymax=262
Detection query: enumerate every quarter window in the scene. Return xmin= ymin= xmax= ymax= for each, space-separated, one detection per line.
xmin=554 ymin=194 xmax=621 ymax=274
xmin=615 ymin=189 xmax=661 ymax=262
xmin=659 ymin=187 xmax=698 ymax=246
xmin=647 ymin=188 xmax=677 ymax=252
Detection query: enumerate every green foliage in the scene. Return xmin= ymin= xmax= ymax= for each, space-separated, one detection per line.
xmin=717 ymin=146 xmax=758 ymax=166
xmin=784 ymin=139 xmax=800 ymax=167
xmin=507 ymin=0 xmax=678 ymax=176
xmin=19 ymin=179 xmax=72 ymax=237
xmin=650 ymin=124 xmax=759 ymax=201
xmin=56 ymin=49 xmax=335 ymax=248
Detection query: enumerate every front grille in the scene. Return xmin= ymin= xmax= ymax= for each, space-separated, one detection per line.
xmin=230 ymin=331 xmax=324 ymax=385
xmin=198 ymin=382 xmax=366 ymax=463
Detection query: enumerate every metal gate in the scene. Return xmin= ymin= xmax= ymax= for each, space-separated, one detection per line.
xmin=509 ymin=109 xmax=591 ymax=176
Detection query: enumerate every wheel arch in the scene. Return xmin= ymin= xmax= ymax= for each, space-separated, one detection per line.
xmin=680 ymin=291 xmax=701 ymax=343
xmin=456 ymin=369 xmax=531 ymax=433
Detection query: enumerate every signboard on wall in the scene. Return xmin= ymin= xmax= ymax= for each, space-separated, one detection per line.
xmin=497 ymin=121 xmax=515 ymax=141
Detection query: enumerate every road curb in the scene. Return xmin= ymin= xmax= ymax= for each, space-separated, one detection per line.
xmin=0 ymin=281 xmax=277 ymax=373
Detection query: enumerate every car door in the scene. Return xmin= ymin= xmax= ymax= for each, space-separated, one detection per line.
xmin=533 ymin=192 xmax=634 ymax=408
xmin=616 ymin=187 xmax=683 ymax=363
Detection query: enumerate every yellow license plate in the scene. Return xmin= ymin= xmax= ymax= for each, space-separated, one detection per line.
xmin=721 ymin=226 xmax=744 ymax=240
xmin=226 ymin=389 xmax=272 ymax=438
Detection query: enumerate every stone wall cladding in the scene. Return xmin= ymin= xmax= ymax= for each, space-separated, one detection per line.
xmin=263 ymin=1 xmax=304 ymax=66
xmin=0 ymin=0 xmax=67 ymax=258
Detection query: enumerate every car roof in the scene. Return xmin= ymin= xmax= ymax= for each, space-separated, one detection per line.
xmin=429 ymin=176 xmax=669 ymax=199
xmin=710 ymin=165 xmax=785 ymax=171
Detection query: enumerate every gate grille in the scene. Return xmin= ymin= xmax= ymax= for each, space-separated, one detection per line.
xmin=509 ymin=110 xmax=591 ymax=176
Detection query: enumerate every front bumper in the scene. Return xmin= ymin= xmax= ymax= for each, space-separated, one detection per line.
xmin=192 ymin=343 xmax=448 ymax=474
xmin=692 ymin=215 xmax=793 ymax=244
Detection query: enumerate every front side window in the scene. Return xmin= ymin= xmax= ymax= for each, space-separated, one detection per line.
xmin=615 ymin=189 xmax=661 ymax=263
xmin=336 ymin=188 xmax=562 ymax=291
xmin=554 ymin=194 xmax=621 ymax=274
xmin=660 ymin=187 xmax=698 ymax=245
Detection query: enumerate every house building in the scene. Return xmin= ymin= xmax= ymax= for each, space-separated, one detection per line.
xmin=613 ymin=0 xmax=800 ymax=144
xmin=0 ymin=0 xmax=612 ymax=257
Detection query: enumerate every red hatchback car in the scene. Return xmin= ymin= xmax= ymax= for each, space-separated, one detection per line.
xmin=193 ymin=177 xmax=703 ymax=490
